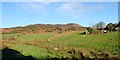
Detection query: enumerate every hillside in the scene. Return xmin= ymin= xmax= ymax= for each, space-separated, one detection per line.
xmin=2 ymin=23 xmax=85 ymax=34
xmin=2 ymin=31 xmax=119 ymax=59
xmin=1 ymin=23 xmax=119 ymax=59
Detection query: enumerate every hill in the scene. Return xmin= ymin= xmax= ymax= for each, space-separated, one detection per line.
xmin=2 ymin=23 xmax=85 ymax=34
xmin=1 ymin=23 xmax=119 ymax=59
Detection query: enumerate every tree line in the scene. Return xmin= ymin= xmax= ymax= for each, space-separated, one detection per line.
xmin=86 ymin=21 xmax=119 ymax=34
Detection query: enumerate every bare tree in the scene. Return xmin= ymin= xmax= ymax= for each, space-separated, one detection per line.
xmin=93 ymin=21 xmax=106 ymax=30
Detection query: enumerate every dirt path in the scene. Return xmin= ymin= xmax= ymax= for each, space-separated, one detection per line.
xmin=48 ymin=31 xmax=77 ymax=40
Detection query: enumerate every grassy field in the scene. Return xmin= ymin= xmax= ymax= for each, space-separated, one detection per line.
xmin=47 ymin=32 xmax=118 ymax=51
xmin=2 ymin=33 xmax=56 ymax=41
xmin=2 ymin=31 xmax=119 ymax=59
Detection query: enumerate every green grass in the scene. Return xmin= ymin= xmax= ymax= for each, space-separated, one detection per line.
xmin=6 ymin=44 xmax=55 ymax=58
xmin=17 ymin=33 xmax=55 ymax=41
xmin=2 ymin=31 xmax=119 ymax=58
xmin=46 ymin=32 xmax=118 ymax=53
xmin=6 ymin=43 xmax=71 ymax=58
xmin=2 ymin=33 xmax=56 ymax=41
xmin=2 ymin=33 xmax=20 ymax=39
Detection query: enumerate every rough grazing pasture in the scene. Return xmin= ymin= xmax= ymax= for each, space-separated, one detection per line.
xmin=2 ymin=33 xmax=56 ymax=41
xmin=2 ymin=31 xmax=119 ymax=59
xmin=46 ymin=32 xmax=118 ymax=51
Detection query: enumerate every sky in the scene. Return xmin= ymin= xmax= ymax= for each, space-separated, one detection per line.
xmin=2 ymin=0 xmax=119 ymax=2
xmin=2 ymin=2 xmax=118 ymax=28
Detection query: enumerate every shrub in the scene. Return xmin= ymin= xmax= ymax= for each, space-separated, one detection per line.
xmin=86 ymin=27 xmax=93 ymax=34
xmin=79 ymin=31 xmax=86 ymax=35
xmin=86 ymin=27 xmax=100 ymax=34
xmin=58 ymin=31 xmax=63 ymax=34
